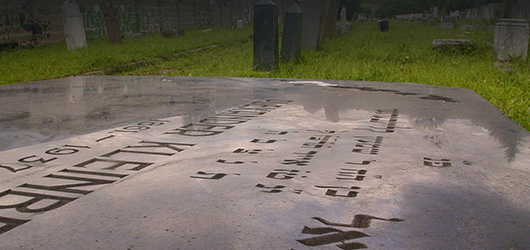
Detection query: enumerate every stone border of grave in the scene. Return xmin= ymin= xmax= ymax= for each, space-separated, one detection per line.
xmin=432 ymin=39 xmax=474 ymax=53
xmin=81 ymin=44 xmax=222 ymax=76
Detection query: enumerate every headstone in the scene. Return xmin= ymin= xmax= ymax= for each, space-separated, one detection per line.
xmin=0 ymin=76 xmax=529 ymax=249
xmin=340 ymin=7 xmax=347 ymax=36
xmin=253 ymin=0 xmax=279 ymax=71
xmin=433 ymin=6 xmax=439 ymax=19
xmin=493 ymin=19 xmax=529 ymax=60
xmin=319 ymin=0 xmax=340 ymax=43
xmin=103 ymin=4 xmax=122 ymax=44
xmin=378 ymin=20 xmax=389 ymax=32
xmin=300 ymin=0 xmax=323 ymax=50
xmin=281 ymin=4 xmax=303 ymax=62
xmin=440 ymin=16 xmax=456 ymax=28
xmin=236 ymin=19 xmax=244 ymax=29
xmin=62 ymin=0 xmax=87 ymax=50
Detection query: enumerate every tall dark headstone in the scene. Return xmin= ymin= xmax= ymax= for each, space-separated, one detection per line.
xmin=104 ymin=4 xmax=122 ymax=44
xmin=300 ymin=0 xmax=323 ymax=50
xmin=254 ymin=0 xmax=279 ymax=71
xmin=378 ymin=20 xmax=389 ymax=32
xmin=281 ymin=4 xmax=303 ymax=62
xmin=62 ymin=0 xmax=87 ymax=50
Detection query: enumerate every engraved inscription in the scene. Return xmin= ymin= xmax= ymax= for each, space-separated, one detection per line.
xmin=296 ymin=215 xmax=404 ymax=249
xmin=0 ymin=99 xmax=291 ymax=235
xmin=352 ymin=136 xmax=383 ymax=155
xmin=424 ymin=157 xmax=452 ymax=167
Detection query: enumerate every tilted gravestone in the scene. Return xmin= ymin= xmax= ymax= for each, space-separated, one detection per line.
xmin=319 ymin=0 xmax=340 ymax=44
xmin=378 ymin=20 xmax=389 ymax=32
xmin=253 ymin=0 xmax=279 ymax=71
xmin=62 ymin=0 xmax=87 ymax=50
xmin=103 ymin=4 xmax=122 ymax=44
xmin=300 ymin=0 xmax=324 ymax=50
xmin=281 ymin=3 xmax=303 ymax=62
xmin=494 ymin=19 xmax=529 ymax=60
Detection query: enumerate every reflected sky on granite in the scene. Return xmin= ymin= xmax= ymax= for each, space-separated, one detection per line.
xmin=0 ymin=76 xmax=528 ymax=162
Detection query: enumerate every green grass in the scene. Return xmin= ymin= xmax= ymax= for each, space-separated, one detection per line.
xmin=0 ymin=27 xmax=252 ymax=85
xmin=119 ymin=21 xmax=530 ymax=131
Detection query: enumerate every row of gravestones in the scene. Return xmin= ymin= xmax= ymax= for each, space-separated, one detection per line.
xmin=63 ymin=0 xmax=122 ymax=50
xmin=254 ymin=0 xmax=368 ymax=70
xmin=440 ymin=15 xmax=529 ymax=60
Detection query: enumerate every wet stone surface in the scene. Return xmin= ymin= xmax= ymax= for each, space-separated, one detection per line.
xmin=0 ymin=76 xmax=529 ymax=249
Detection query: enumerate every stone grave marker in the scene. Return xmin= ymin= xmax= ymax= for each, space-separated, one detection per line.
xmin=62 ymin=0 xmax=87 ymax=50
xmin=253 ymin=0 xmax=279 ymax=71
xmin=281 ymin=3 xmax=303 ymax=62
xmin=441 ymin=16 xmax=456 ymax=28
xmin=103 ymin=4 xmax=122 ymax=44
xmin=236 ymin=19 xmax=244 ymax=29
xmin=378 ymin=20 xmax=389 ymax=32
xmin=433 ymin=6 xmax=439 ymax=19
xmin=494 ymin=19 xmax=529 ymax=60
xmin=0 ymin=76 xmax=528 ymax=249
xmin=300 ymin=0 xmax=324 ymax=50
xmin=319 ymin=0 xmax=340 ymax=43
xmin=339 ymin=7 xmax=347 ymax=36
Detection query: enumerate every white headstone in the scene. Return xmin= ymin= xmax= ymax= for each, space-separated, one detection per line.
xmin=433 ymin=6 xmax=439 ymax=18
xmin=62 ymin=0 xmax=87 ymax=50
xmin=236 ymin=19 xmax=244 ymax=29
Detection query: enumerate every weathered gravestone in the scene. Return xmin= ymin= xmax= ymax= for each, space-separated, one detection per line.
xmin=319 ymin=0 xmax=340 ymax=44
xmin=378 ymin=20 xmax=389 ymax=32
xmin=236 ymin=19 xmax=244 ymax=29
xmin=441 ymin=16 xmax=456 ymax=28
xmin=103 ymin=4 xmax=122 ymax=44
xmin=0 ymin=76 xmax=528 ymax=249
xmin=433 ymin=39 xmax=474 ymax=53
xmin=339 ymin=7 xmax=347 ymax=36
xmin=300 ymin=0 xmax=324 ymax=50
xmin=281 ymin=4 xmax=303 ymax=62
xmin=253 ymin=0 xmax=279 ymax=71
xmin=62 ymin=0 xmax=87 ymax=50
xmin=493 ymin=19 xmax=529 ymax=60
xmin=433 ymin=6 xmax=439 ymax=19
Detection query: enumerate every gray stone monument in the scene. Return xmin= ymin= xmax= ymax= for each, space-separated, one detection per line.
xmin=253 ymin=0 xmax=279 ymax=71
xmin=433 ymin=6 xmax=439 ymax=19
xmin=339 ymin=7 xmax=347 ymax=36
xmin=300 ymin=0 xmax=324 ymax=50
xmin=103 ymin=4 xmax=122 ymax=44
xmin=0 ymin=76 xmax=529 ymax=249
xmin=493 ymin=19 xmax=529 ymax=60
xmin=319 ymin=0 xmax=340 ymax=44
xmin=281 ymin=4 xmax=303 ymax=62
xmin=378 ymin=20 xmax=389 ymax=32
xmin=62 ymin=0 xmax=87 ymax=50
xmin=441 ymin=16 xmax=456 ymax=28
xmin=236 ymin=20 xmax=244 ymax=29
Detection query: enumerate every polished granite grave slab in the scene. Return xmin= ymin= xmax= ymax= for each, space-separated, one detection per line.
xmin=0 ymin=76 xmax=528 ymax=249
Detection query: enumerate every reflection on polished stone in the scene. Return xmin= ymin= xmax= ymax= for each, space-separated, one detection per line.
xmin=0 ymin=76 xmax=528 ymax=249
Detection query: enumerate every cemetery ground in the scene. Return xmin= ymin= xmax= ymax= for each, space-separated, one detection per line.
xmin=1 ymin=21 xmax=529 ymax=131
